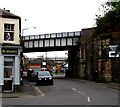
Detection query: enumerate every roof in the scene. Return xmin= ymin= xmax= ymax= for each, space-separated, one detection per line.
xmin=0 ymin=8 xmax=20 ymax=19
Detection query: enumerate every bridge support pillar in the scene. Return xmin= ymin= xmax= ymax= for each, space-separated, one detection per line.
xmin=65 ymin=48 xmax=78 ymax=78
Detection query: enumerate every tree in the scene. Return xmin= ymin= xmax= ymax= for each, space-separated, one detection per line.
xmin=95 ymin=1 xmax=120 ymax=52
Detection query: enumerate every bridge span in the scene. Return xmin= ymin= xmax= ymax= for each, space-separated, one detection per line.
xmin=22 ymin=31 xmax=81 ymax=77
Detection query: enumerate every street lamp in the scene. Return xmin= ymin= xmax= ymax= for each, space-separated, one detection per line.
xmin=22 ymin=27 xmax=37 ymax=36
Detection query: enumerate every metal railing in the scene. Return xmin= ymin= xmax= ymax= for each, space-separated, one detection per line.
xmin=23 ymin=31 xmax=81 ymax=40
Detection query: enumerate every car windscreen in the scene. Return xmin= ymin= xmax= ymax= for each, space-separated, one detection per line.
xmin=34 ymin=69 xmax=40 ymax=72
xmin=38 ymin=71 xmax=51 ymax=76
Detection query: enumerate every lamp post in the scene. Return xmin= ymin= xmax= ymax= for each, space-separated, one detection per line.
xmin=22 ymin=27 xmax=37 ymax=36
xmin=20 ymin=26 xmax=37 ymax=71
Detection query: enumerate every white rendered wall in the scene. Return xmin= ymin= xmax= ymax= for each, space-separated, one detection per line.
xmin=0 ymin=55 xmax=4 ymax=85
xmin=14 ymin=56 xmax=20 ymax=85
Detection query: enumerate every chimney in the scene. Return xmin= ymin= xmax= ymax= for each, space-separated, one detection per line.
xmin=3 ymin=8 xmax=10 ymax=12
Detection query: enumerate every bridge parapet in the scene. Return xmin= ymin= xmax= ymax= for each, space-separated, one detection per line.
xmin=22 ymin=31 xmax=81 ymax=53
xmin=22 ymin=31 xmax=81 ymax=40
xmin=47 ymin=57 xmax=67 ymax=61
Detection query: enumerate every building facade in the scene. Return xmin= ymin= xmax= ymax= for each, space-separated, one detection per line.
xmin=0 ymin=8 xmax=22 ymax=92
xmin=79 ymin=28 xmax=120 ymax=82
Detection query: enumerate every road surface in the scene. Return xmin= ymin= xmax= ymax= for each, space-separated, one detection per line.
xmin=2 ymin=78 xmax=119 ymax=106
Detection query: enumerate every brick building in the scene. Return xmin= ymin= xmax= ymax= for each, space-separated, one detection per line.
xmin=79 ymin=28 xmax=120 ymax=82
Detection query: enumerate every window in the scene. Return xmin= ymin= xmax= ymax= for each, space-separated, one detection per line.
xmin=61 ymin=38 xmax=66 ymax=46
xmin=68 ymin=32 xmax=74 ymax=36
xmin=4 ymin=24 xmax=14 ymax=41
xmin=56 ymin=39 xmax=60 ymax=46
xmin=24 ymin=36 xmax=29 ymax=40
xmin=73 ymin=38 xmax=78 ymax=45
xmin=4 ymin=68 xmax=12 ymax=78
xmin=29 ymin=41 xmax=33 ymax=48
xmin=57 ymin=33 xmax=62 ymax=37
xmin=46 ymin=34 xmax=50 ymax=38
xmin=34 ymin=35 xmax=39 ymax=39
xmin=24 ymin=41 xmax=29 ymax=48
xmin=34 ymin=41 xmax=38 ymax=47
xmin=30 ymin=35 xmax=34 ymax=39
xmin=51 ymin=33 xmax=56 ymax=38
xmin=75 ymin=31 xmax=80 ymax=36
xmin=39 ymin=40 xmax=43 ymax=47
xmin=63 ymin=32 xmax=68 ymax=37
xmin=45 ymin=40 xmax=49 ymax=47
xmin=50 ymin=39 xmax=54 ymax=46
xmin=67 ymin=38 xmax=72 ymax=45
xmin=40 ymin=34 xmax=45 ymax=39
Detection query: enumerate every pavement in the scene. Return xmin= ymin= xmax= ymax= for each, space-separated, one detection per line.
xmin=79 ymin=79 xmax=120 ymax=91
xmin=1 ymin=78 xmax=43 ymax=98
xmin=0 ymin=77 xmax=120 ymax=98
xmin=102 ymin=82 xmax=120 ymax=91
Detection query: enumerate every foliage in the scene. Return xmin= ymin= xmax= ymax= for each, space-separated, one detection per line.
xmin=95 ymin=1 xmax=120 ymax=52
xmin=95 ymin=1 xmax=120 ymax=35
xmin=116 ymin=41 xmax=120 ymax=54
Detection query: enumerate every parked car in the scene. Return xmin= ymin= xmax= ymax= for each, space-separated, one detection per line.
xmin=27 ymin=69 xmax=34 ymax=81
xmin=36 ymin=71 xmax=53 ymax=86
xmin=31 ymin=69 xmax=40 ymax=76
xmin=30 ymin=69 xmax=40 ymax=82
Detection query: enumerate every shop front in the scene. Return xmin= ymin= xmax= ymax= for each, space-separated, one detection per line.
xmin=0 ymin=46 xmax=22 ymax=92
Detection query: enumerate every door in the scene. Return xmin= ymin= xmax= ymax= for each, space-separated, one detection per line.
xmin=3 ymin=57 xmax=14 ymax=92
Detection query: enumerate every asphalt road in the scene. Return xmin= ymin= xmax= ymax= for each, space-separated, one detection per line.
xmin=2 ymin=78 xmax=119 ymax=106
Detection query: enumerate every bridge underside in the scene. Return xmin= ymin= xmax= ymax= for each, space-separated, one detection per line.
xmin=22 ymin=31 xmax=80 ymax=78
xmin=22 ymin=46 xmax=78 ymax=78
xmin=22 ymin=45 xmax=77 ymax=53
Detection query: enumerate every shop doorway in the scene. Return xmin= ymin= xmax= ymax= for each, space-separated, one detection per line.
xmin=3 ymin=57 xmax=14 ymax=92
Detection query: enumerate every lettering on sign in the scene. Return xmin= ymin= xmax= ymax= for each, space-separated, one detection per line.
xmin=109 ymin=45 xmax=120 ymax=57
xmin=2 ymin=48 xmax=18 ymax=55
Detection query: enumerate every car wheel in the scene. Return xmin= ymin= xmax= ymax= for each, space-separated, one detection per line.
xmin=36 ymin=80 xmax=39 ymax=86
xmin=50 ymin=80 xmax=53 ymax=85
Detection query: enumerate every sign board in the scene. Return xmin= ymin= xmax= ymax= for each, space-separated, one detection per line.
xmin=109 ymin=45 xmax=120 ymax=57
xmin=2 ymin=48 xmax=18 ymax=55
xmin=29 ymin=64 xmax=41 ymax=69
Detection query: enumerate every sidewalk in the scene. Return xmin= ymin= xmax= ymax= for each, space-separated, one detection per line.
xmin=102 ymin=82 xmax=120 ymax=91
xmin=1 ymin=78 xmax=40 ymax=98
xmin=79 ymin=79 xmax=120 ymax=91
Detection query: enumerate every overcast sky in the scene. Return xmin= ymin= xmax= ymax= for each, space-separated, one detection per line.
xmin=0 ymin=0 xmax=108 ymax=58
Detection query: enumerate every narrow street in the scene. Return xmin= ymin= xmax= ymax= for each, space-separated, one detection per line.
xmin=2 ymin=78 xmax=119 ymax=106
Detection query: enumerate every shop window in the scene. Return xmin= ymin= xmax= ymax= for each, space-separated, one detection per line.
xmin=4 ymin=68 xmax=12 ymax=78
xmin=4 ymin=61 xmax=13 ymax=78
xmin=4 ymin=61 xmax=13 ymax=66
xmin=4 ymin=24 xmax=14 ymax=41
